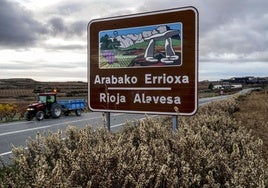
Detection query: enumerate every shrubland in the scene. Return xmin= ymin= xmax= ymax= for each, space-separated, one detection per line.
xmin=0 ymin=95 xmax=267 ymax=187
xmin=233 ymin=90 xmax=268 ymax=161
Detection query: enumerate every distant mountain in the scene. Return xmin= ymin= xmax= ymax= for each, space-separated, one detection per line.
xmin=114 ymin=25 xmax=170 ymax=48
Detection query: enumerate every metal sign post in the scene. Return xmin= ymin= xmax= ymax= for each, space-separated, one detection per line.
xmin=172 ymin=115 xmax=178 ymax=131
xmin=105 ymin=112 xmax=111 ymax=131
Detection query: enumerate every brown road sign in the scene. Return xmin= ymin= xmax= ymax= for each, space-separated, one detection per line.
xmin=88 ymin=7 xmax=199 ymax=115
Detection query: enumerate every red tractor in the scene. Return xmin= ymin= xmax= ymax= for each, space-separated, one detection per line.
xmin=25 ymin=92 xmax=62 ymax=121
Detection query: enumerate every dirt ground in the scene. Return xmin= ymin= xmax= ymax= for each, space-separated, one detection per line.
xmin=233 ymin=90 xmax=268 ymax=160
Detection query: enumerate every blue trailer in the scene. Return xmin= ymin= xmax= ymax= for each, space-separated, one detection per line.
xmin=58 ymin=99 xmax=87 ymax=116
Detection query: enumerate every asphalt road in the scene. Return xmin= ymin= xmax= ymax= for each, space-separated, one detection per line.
xmin=1 ymin=89 xmax=258 ymax=162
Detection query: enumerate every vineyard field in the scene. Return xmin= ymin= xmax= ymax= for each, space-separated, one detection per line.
xmin=0 ymin=89 xmax=33 ymax=98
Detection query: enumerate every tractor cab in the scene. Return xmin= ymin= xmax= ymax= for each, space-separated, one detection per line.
xmin=38 ymin=92 xmax=56 ymax=104
xmin=38 ymin=92 xmax=57 ymax=112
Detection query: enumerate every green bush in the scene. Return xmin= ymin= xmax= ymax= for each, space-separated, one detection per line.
xmin=1 ymin=98 xmax=267 ymax=187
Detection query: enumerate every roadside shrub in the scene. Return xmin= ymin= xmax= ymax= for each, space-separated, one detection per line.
xmin=0 ymin=103 xmax=17 ymax=121
xmin=1 ymin=99 xmax=267 ymax=187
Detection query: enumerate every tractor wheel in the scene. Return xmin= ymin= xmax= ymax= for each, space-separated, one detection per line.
xmin=51 ymin=103 xmax=62 ymax=118
xmin=75 ymin=109 xmax=82 ymax=116
xmin=24 ymin=112 xmax=33 ymax=121
xmin=36 ymin=111 xmax=45 ymax=121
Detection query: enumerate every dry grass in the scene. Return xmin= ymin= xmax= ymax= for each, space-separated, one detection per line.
xmin=233 ymin=90 xmax=268 ymax=160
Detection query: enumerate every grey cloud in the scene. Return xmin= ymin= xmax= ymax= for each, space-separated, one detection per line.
xmin=0 ymin=0 xmax=85 ymax=50
xmin=55 ymin=2 xmax=84 ymax=16
xmin=1 ymin=60 xmax=85 ymax=70
xmin=70 ymin=21 xmax=87 ymax=35
xmin=0 ymin=0 xmax=48 ymax=49
xmin=49 ymin=17 xmax=66 ymax=34
xmin=198 ymin=0 xmax=268 ymax=31
xmin=195 ymin=0 xmax=268 ymax=63
xmin=46 ymin=44 xmax=85 ymax=51
xmin=0 ymin=62 xmax=33 ymax=70
xmin=63 ymin=20 xmax=86 ymax=37
xmin=47 ymin=17 xmax=86 ymax=38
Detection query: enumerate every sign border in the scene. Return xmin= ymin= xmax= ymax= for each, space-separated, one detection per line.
xmin=88 ymin=6 xmax=199 ymax=115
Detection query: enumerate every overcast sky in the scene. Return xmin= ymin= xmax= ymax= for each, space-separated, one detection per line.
xmin=0 ymin=0 xmax=267 ymax=81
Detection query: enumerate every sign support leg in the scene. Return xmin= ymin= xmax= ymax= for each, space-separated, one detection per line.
xmin=172 ymin=115 xmax=178 ymax=131
xmin=105 ymin=112 xmax=111 ymax=131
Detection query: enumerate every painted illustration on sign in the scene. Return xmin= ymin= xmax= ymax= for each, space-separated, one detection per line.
xmin=99 ymin=22 xmax=182 ymax=69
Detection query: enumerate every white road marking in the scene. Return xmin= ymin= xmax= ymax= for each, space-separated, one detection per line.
xmin=0 ymin=151 xmax=12 ymax=156
xmin=0 ymin=116 xmax=101 ymax=136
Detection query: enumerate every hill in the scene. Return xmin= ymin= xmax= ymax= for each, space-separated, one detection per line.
xmin=0 ymin=78 xmax=87 ymax=103
xmin=0 ymin=78 xmax=38 ymax=89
